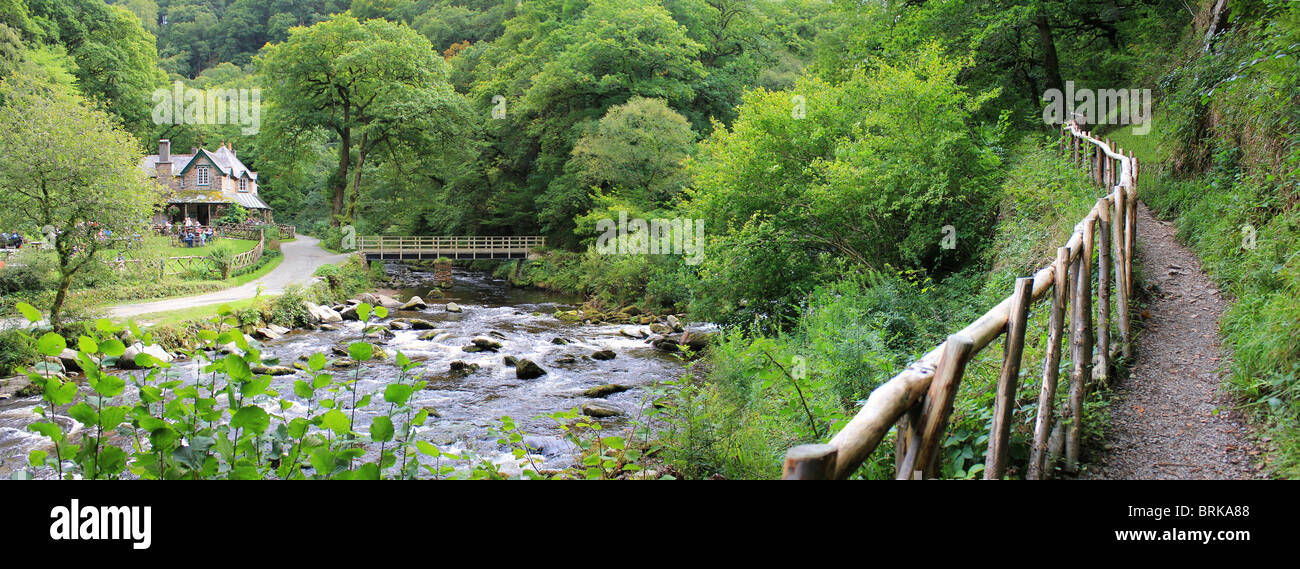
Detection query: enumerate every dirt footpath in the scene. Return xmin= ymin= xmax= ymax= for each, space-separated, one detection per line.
xmin=1078 ymin=202 xmax=1265 ymax=479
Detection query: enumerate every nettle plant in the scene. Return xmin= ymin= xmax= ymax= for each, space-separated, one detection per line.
xmin=8 ymin=300 xmax=455 ymax=480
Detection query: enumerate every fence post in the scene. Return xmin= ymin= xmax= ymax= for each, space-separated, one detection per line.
xmin=1114 ymin=190 xmax=1132 ymax=360
xmin=1066 ymin=218 xmax=1095 ymax=471
xmin=984 ymin=276 xmax=1034 ymax=480
xmin=1029 ymin=246 xmax=1071 ymax=480
xmin=783 ymin=444 xmax=839 ymax=480
xmin=1096 ymin=197 xmax=1112 ymax=390
xmin=907 ymin=334 xmax=975 ymax=479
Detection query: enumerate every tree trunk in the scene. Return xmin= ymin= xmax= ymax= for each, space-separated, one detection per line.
xmin=347 ymin=131 xmax=368 ymax=225
xmin=332 ymin=124 xmax=351 ymax=227
xmin=1035 ymin=14 xmax=1064 ymax=96
xmin=50 ymin=271 xmax=72 ymax=329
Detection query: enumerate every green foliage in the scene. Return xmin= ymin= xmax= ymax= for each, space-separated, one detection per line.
xmin=0 ymin=66 xmax=164 ymax=326
xmin=687 ymin=45 xmax=1003 ymax=329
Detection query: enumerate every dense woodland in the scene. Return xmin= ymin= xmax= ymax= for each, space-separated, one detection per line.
xmin=0 ymin=0 xmax=1297 ymax=479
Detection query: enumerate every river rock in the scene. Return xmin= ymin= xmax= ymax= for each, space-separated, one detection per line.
xmin=426 ymin=289 xmax=445 ymax=298
xmin=449 ymin=360 xmax=479 ymax=378
xmin=468 ymin=338 xmax=502 ymax=352
xmin=118 ymin=343 xmax=174 ymax=369
xmin=388 ymin=320 xmax=411 ymax=330
xmin=400 ymin=296 xmax=427 ymax=311
xmin=418 ymin=330 xmax=448 ymax=341
xmin=620 ymin=305 xmax=643 ymax=316
xmin=620 ymin=328 xmax=648 ymax=339
xmin=649 ymin=323 xmax=673 ymax=335
xmin=376 ymin=294 xmax=402 ymax=309
xmin=446 ymin=302 xmax=463 ymax=313
xmin=515 ymin=359 xmax=546 ymax=380
xmin=251 ymin=365 xmax=295 ymax=376
xmin=487 ymin=331 xmax=507 ymax=340
xmin=652 ymin=331 xmax=716 ymax=354
xmin=319 ymin=324 xmax=340 ymax=331
xmin=551 ymin=337 xmax=569 ymax=345
xmin=555 ymin=355 xmax=578 ymax=364
xmin=583 ymin=384 xmax=631 ymax=398
xmin=582 ymin=403 xmax=622 ymax=418
xmin=667 ymin=315 xmax=683 ymax=332
xmin=58 ymin=348 xmax=98 ymax=373
xmin=340 ymin=305 xmax=361 ymax=321
xmin=554 ymin=310 xmax=581 ymax=322
xmin=357 ymin=293 xmax=380 ymax=305
xmin=591 ymin=350 xmax=617 ymax=361
xmin=268 ymin=324 xmax=291 ymax=336
xmin=503 ymin=356 xmax=518 ymax=367
xmin=420 ymin=406 xmax=442 ymax=418
xmin=304 ymin=302 xmax=343 ymax=323
xmin=638 ymin=315 xmax=655 ymax=325
xmin=409 ymin=319 xmax=437 ymax=330
xmin=254 ymin=327 xmax=282 ymax=341
xmin=330 ymin=358 xmax=358 ymax=369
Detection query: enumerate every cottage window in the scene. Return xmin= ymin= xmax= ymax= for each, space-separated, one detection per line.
xmin=239 ymin=177 xmax=248 ymax=193
xmin=197 ymin=166 xmax=209 ymax=186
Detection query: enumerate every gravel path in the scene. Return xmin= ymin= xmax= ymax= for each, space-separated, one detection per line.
xmin=105 ymin=235 xmax=351 ymax=320
xmin=1078 ymin=201 xmax=1264 ymax=479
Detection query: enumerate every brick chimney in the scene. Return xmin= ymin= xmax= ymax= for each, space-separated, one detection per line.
xmin=156 ymin=139 xmax=173 ymax=184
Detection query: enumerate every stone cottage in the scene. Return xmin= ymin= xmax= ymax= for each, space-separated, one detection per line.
xmin=140 ymin=139 xmax=273 ymax=225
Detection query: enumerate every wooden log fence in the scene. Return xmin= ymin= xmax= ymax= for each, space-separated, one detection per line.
xmin=783 ymin=121 xmax=1139 ymax=480
xmin=115 ymin=228 xmax=265 ymax=277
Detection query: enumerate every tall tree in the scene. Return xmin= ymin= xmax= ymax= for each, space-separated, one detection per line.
xmin=0 ymin=70 xmax=163 ymax=326
xmin=258 ymin=14 xmax=473 ymax=226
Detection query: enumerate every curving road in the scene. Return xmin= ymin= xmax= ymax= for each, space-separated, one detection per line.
xmin=107 ymin=235 xmax=352 ymax=320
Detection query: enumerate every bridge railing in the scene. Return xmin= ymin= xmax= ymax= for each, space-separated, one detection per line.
xmin=357 ymin=235 xmax=546 ymax=255
xmin=783 ymin=122 xmax=1140 ymax=480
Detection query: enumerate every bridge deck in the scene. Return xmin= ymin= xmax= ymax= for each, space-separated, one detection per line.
xmin=357 ymin=236 xmax=546 ymax=261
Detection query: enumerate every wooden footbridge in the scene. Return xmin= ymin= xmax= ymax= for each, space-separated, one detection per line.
xmin=356 ymin=235 xmax=546 ymax=261
xmin=783 ymin=122 xmax=1141 ymax=480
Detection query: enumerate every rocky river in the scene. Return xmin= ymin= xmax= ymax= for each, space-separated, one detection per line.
xmin=0 ymin=265 xmax=704 ymax=478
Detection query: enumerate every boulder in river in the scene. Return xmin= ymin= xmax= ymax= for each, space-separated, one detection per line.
xmin=409 ymin=319 xmax=438 ymax=330
xmin=591 ymin=349 xmax=617 ymax=361
xmin=446 ymin=302 xmax=463 ymax=313
xmin=515 ymin=359 xmax=547 ymax=380
xmin=268 ymin=324 xmax=291 ymax=336
xmin=503 ymin=356 xmax=518 ymax=367
xmin=388 ymin=320 xmax=412 ymax=330
xmin=667 ymin=315 xmax=683 ymax=332
xmin=620 ymin=328 xmax=648 ymax=339
xmin=551 ymin=337 xmax=569 ymax=345
xmin=582 ymin=403 xmax=622 ymax=418
xmin=652 ymin=331 xmax=716 ymax=354
xmin=254 ymin=327 xmax=282 ymax=341
xmin=340 ymin=305 xmax=361 ymax=321
xmin=305 ymin=302 xmax=343 ymax=323
xmin=464 ymin=338 xmax=502 ymax=352
xmin=58 ymin=348 xmax=97 ymax=373
xmin=449 ymin=360 xmax=479 ymax=378
xmin=252 ymin=365 xmax=295 ymax=376
xmin=376 ymin=294 xmax=403 ymax=309
xmin=583 ymin=384 xmax=631 ymax=398
xmin=400 ymin=296 xmax=427 ymax=311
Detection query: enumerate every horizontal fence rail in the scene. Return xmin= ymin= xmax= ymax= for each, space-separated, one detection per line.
xmin=357 ymin=235 xmax=546 ymax=261
xmin=783 ymin=121 xmax=1140 ymax=480
xmin=114 ymin=228 xmax=265 ymax=277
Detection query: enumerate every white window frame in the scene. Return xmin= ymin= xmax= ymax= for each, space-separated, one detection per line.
xmin=197 ymin=165 xmax=209 ymax=186
xmin=239 ymin=177 xmax=248 ymax=193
